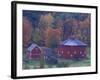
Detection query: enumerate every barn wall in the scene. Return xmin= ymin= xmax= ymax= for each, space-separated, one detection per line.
xmin=57 ymin=46 xmax=87 ymax=59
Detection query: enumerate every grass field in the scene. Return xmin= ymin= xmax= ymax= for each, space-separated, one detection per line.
xmin=23 ymin=47 xmax=91 ymax=69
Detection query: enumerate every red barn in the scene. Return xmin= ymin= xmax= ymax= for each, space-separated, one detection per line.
xmin=27 ymin=43 xmax=41 ymax=59
xmin=57 ymin=39 xmax=87 ymax=60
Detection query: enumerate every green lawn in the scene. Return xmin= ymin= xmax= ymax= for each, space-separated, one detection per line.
xmin=23 ymin=47 xmax=91 ymax=69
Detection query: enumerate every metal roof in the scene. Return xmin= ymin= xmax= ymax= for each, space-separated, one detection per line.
xmin=27 ymin=43 xmax=41 ymax=51
xmin=60 ymin=39 xmax=87 ymax=46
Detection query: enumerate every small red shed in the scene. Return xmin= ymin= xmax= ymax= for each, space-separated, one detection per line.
xmin=57 ymin=39 xmax=87 ymax=60
xmin=27 ymin=43 xmax=41 ymax=59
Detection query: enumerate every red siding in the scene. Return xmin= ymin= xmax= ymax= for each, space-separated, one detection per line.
xmin=31 ymin=47 xmax=41 ymax=58
xmin=57 ymin=45 xmax=86 ymax=59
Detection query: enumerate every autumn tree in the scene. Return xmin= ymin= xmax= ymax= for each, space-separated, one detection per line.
xmin=38 ymin=13 xmax=54 ymax=45
xmin=23 ymin=17 xmax=32 ymax=47
xmin=45 ymin=27 xmax=62 ymax=48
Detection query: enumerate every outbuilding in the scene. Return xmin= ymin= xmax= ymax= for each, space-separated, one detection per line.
xmin=27 ymin=43 xmax=41 ymax=59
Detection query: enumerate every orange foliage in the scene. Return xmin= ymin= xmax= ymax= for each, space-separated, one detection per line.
xmin=23 ymin=17 xmax=32 ymax=47
xmin=44 ymin=27 xmax=62 ymax=47
xmin=39 ymin=13 xmax=54 ymax=27
xmin=79 ymin=15 xmax=91 ymax=29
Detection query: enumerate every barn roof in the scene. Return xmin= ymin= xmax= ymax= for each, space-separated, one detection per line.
xmin=27 ymin=43 xmax=41 ymax=51
xmin=60 ymin=39 xmax=87 ymax=46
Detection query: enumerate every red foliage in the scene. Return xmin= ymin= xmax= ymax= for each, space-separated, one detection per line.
xmin=23 ymin=17 xmax=32 ymax=47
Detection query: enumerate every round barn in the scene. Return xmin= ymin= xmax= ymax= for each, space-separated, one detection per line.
xmin=57 ymin=39 xmax=87 ymax=60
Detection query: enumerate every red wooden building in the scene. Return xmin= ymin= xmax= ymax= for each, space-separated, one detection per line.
xmin=57 ymin=39 xmax=87 ymax=60
xmin=27 ymin=43 xmax=41 ymax=59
